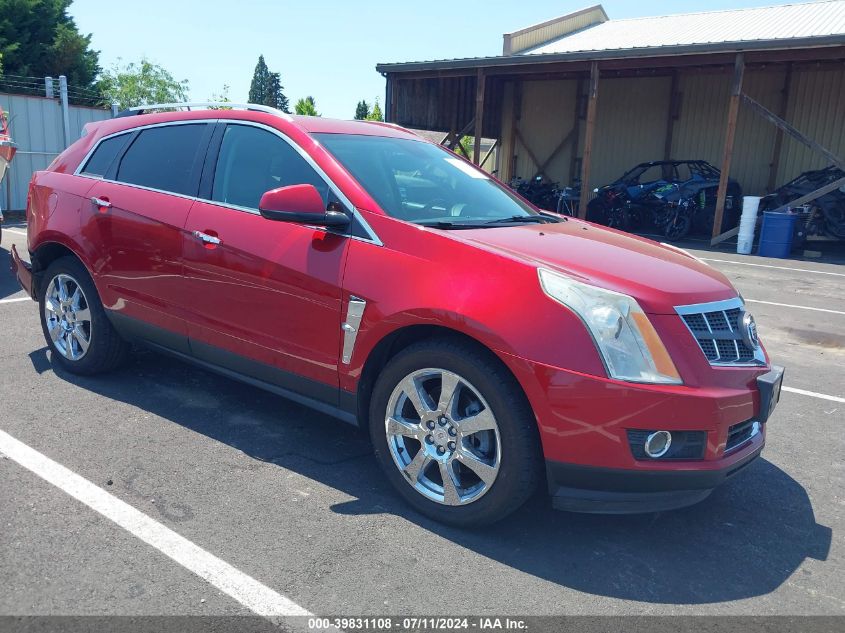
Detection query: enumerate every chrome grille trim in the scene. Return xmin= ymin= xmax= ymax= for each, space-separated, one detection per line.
xmin=675 ymin=297 xmax=766 ymax=367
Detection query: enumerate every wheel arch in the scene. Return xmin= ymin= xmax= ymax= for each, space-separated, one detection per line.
xmin=30 ymin=240 xmax=89 ymax=298
xmin=355 ymin=324 xmax=534 ymax=434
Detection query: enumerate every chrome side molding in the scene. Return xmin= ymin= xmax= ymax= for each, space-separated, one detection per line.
xmin=341 ymin=296 xmax=367 ymax=365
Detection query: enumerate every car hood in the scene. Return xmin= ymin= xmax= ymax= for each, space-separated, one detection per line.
xmin=454 ymin=220 xmax=737 ymax=314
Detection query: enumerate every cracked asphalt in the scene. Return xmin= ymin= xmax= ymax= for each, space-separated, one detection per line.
xmin=1 ymin=223 xmax=843 ymax=617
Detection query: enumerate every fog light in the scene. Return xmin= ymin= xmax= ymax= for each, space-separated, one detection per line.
xmin=644 ymin=431 xmax=672 ymax=458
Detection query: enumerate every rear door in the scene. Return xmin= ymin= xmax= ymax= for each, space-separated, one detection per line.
xmin=82 ymin=122 xmax=214 ymax=349
xmin=181 ymin=122 xmax=350 ymax=403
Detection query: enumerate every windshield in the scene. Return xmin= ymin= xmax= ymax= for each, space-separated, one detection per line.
xmin=315 ymin=133 xmax=547 ymax=227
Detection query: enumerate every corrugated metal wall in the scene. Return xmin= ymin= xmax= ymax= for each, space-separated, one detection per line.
xmin=778 ymin=66 xmax=845 ymax=183
xmin=0 ymin=93 xmax=110 ymax=212
xmin=592 ymin=76 xmax=672 ymax=187
xmin=502 ymin=63 xmax=845 ymax=196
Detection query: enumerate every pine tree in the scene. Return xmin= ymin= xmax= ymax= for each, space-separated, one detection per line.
xmin=266 ymin=72 xmax=290 ymax=113
xmin=248 ymin=55 xmax=271 ymax=105
xmin=354 ymin=100 xmax=370 ymax=120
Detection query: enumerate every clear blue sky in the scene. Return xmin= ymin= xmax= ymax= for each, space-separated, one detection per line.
xmin=71 ymin=0 xmax=800 ymax=118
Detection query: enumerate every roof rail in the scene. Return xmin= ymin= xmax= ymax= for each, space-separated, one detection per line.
xmin=116 ymin=102 xmax=293 ymax=121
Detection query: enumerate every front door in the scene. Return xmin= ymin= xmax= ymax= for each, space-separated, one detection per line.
xmin=182 ymin=123 xmax=349 ymax=403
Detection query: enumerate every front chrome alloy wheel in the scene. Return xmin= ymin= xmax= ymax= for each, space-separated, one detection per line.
xmin=44 ymin=273 xmax=92 ymax=361
xmin=385 ymin=368 xmax=502 ymax=506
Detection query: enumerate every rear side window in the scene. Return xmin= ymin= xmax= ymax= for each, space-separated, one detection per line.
xmin=80 ymin=134 xmax=130 ymax=177
xmin=210 ymin=124 xmax=328 ymax=210
xmin=116 ymin=124 xmax=208 ymax=195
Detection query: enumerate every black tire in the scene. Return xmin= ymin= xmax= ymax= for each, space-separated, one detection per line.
xmin=369 ymin=337 xmax=542 ymax=527
xmin=664 ymin=209 xmax=692 ymax=241
xmin=39 ymin=256 xmax=129 ymax=375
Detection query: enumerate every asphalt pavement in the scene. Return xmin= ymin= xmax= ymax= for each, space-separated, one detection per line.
xmin=1 ymin=223 xmax=843 ymax=621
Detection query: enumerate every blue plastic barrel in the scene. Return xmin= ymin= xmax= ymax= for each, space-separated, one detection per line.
xmin=758 ymin=211 xmax=797 ymax=258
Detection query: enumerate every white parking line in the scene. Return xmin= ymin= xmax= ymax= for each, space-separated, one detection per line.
xmin=0 ymin=428 xmax=313 ymax=618
xmin=3 ymin=228 xmax=27 ymax=236
xmin=746 ymin=299 xmax=845 ymax=316
xmin=701 ymin=257 xmax=845 ymax=277
xmin=783 ymin=386 xmax=845 ymax=404
xmin=0 ymin=297 xmax=30 ymax=305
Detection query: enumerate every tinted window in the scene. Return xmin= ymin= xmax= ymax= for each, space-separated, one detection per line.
xmin=116 ymin=124 xmax=208 ymax=195
xmin=81 ymin=134 xmax=130 ymax=177
xmin=211 ymin=124 xmax=328 ymax=210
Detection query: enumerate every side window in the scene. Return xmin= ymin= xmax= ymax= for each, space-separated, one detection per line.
xmin=211 ymin=124 xmax=328 ymax=210
xmin=116 ymin=124 xmax=208 ymax=195
xmin=80 ymin=134 xmax=131 ymax=177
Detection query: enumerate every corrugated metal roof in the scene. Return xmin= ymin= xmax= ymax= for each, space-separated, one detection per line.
xmin=525 ymin=1 xmax=845 ymax=55
xmin=376 ymin=1 xmax=845 ymax=73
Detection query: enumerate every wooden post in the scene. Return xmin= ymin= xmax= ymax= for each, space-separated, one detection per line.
xmin=473 ymin=69 xmax=486 ymax=165
xmin=767 ymin=64 xmax=792 ymax=192
xmin=578 ymin=62 xmax=599 ymax=219
xmin=568 ymin=78 xmax=584 ymax=186
xmin=711 ymin=53 xmax=745 ymax=243
xmin=506 ymin=81 xmax=521 ymax=181
xmin=663 ymin=71 xmax=680 ymax=161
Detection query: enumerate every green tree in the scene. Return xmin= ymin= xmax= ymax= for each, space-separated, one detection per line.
xmin=294 ymin=95 xmax=319 ymax=117
xmin=354 ymin=100 xmax=370 ymax=120
xmin=0 ymin=0 xmax=100 ymax=89
xmin=248 ymin=55 xmax=289 ymax=113
xmin=266 ymin=72 xmax=290 ymax=113
xmin=366 ymin=98 xmax=384 ymax=122
xmin=97 ymin=58 xmax=188 ymax=110
xmin=208 ymin=83 xmax=231 ymax=109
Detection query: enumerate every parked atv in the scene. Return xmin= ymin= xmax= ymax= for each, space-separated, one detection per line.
xmin=588 ymin=160 xmax=742 ymax=238
xmin=761 ymin=166 xmax=845 ymax=239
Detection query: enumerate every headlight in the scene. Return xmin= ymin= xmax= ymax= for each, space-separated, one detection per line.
xmin=538 ymin=269 xmax=682 ymax=384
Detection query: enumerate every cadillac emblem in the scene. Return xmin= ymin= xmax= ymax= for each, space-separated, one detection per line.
xmin=740 ymin=311 xmax=759 ymax=349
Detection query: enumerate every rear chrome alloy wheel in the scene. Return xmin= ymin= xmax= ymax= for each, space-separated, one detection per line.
xmin=385 ymin=368 xmax=502 ymax=506
xmin=44 ymin=273 xmax=92 ymax=361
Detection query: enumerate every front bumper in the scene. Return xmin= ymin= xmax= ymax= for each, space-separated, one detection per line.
xmin=10 ymin=244 xmax=35 ymax=299
xmin=499 ymin=347 xmax=783 ymax=513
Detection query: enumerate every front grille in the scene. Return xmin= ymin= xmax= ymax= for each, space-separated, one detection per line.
xmin=627 ymin=430 xmax=706 ymax=461
xmin=726 ymin=419 xmax=758 ymax=452
xmin=677 ymin=299 xmax=759 ymax=365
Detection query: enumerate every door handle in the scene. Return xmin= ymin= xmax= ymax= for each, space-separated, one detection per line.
xmin=90 ymin=196 xmax=111 ymax=210
xmin=192 ymin=230 xmax=222 ymax=245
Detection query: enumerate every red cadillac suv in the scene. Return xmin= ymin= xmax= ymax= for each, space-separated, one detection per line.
xmin=10 ymin=103 xmax=783 ymax=526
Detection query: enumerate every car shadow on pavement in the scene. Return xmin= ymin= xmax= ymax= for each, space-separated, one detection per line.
xmin=45 ymin=346 xmax=833 ymax=606
xmin=0 ymin=246 xmax=25 ymax=300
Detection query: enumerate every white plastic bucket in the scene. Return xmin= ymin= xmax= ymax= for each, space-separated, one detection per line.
xmin=737 ymin=196 xmax=761 ymax=255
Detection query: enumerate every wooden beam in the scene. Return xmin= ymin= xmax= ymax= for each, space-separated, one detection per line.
xmin=768 ymin=175 xmax=845 ymax=213
xmin=741 ymin=92 xmax=844 ymax=170
xmin=514 ymin=128 xmax=548 ymax=180
xmin=711 ymin=53 xmax=745 ymax=244
xmin=767 ymin=65 xmax=792 ymax=192
xmin=663 ymin=71 xmax=680 ymax=161
xmin=710 ymin=226 xmax=740 ymax=246
xmin=578 ymin=62 xmax=600 ymax=219
xmin=479 ymin=139 xmax=499 ymax=170
xmin=568 ymin=77 xmax=584 ymax=186
xmin=473 ymin=69 xmax=486 ymax=164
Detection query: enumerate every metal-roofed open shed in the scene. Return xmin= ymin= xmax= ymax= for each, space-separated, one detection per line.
xmin=377 ymin=1 xmax=845 ymax=243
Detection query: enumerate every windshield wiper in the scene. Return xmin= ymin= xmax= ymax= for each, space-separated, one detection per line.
xmin=416 ymin=220 xmax=490 ymax=230
xmin=483 ymin=215 xmax=559 ymax=225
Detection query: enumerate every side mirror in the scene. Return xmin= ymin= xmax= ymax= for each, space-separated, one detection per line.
xmin=258 ymin=184 xmax=350 ymax=229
